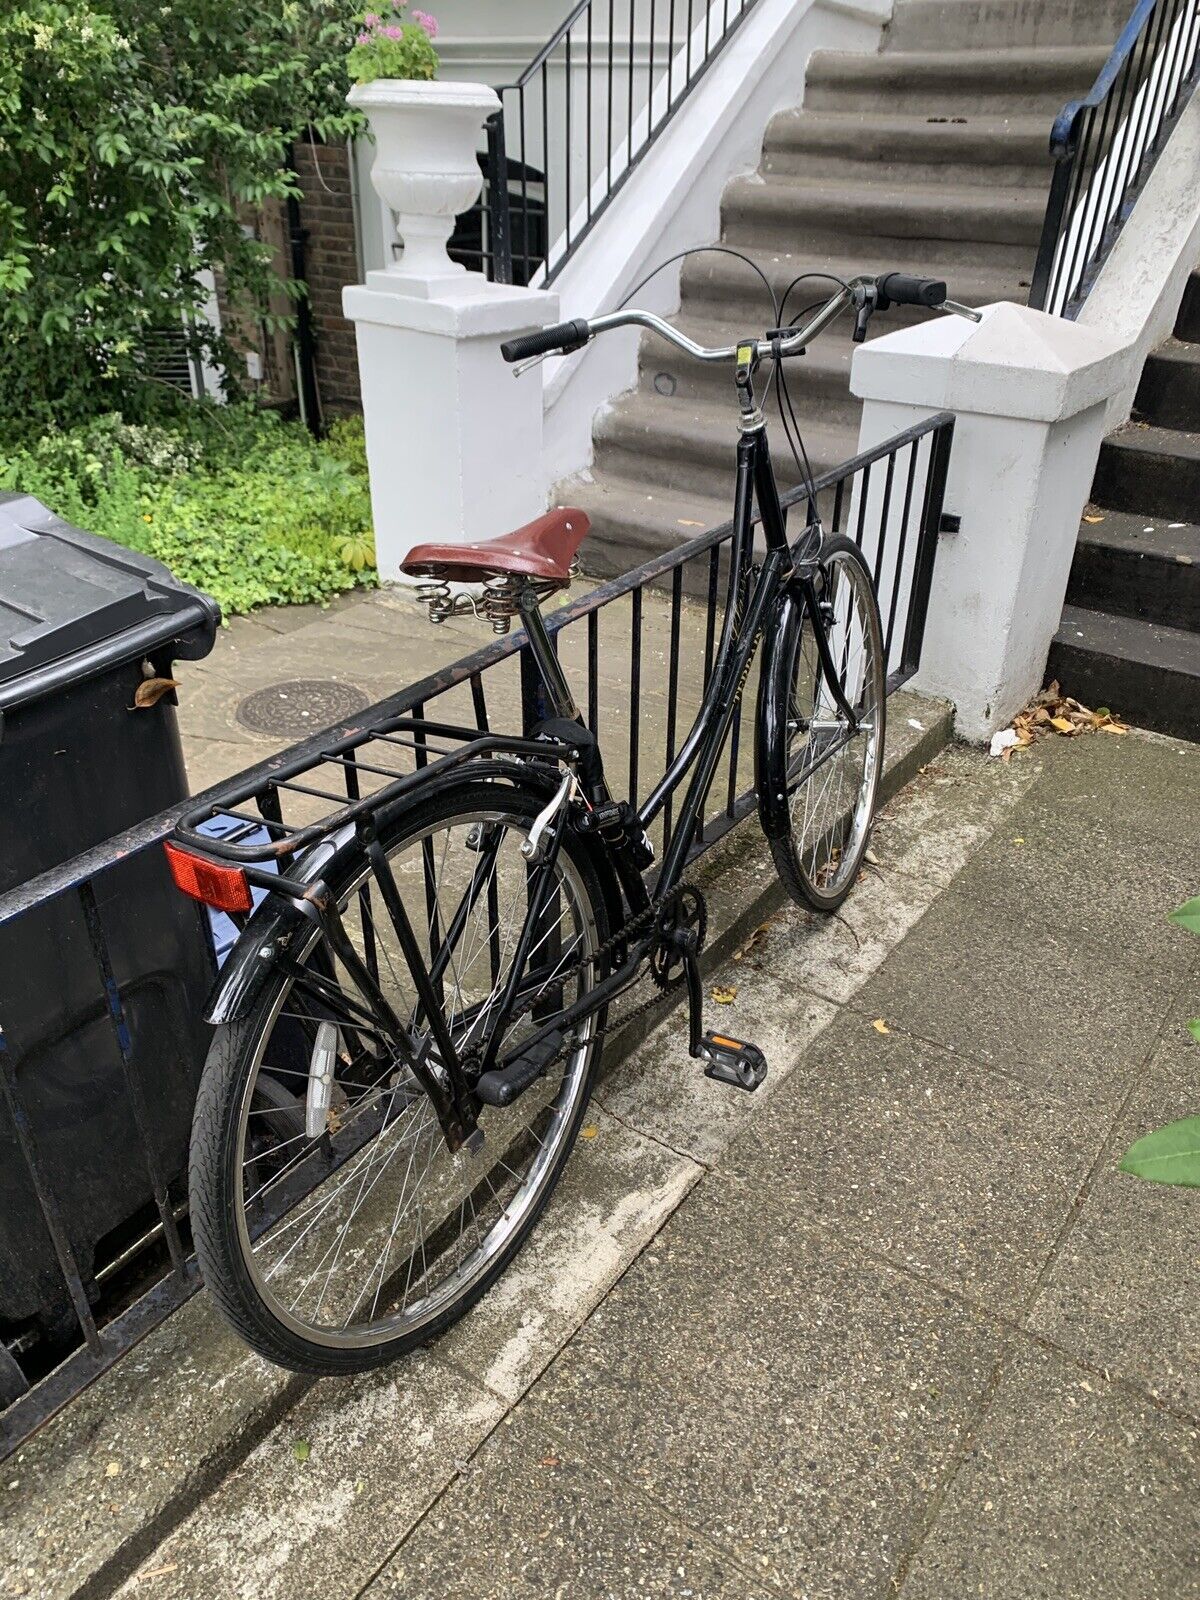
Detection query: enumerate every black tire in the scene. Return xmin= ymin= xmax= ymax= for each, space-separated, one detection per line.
xmin=763 ymin=535 xmax=886 ymax=912
xmin=189 ymin=778 xmax=610 ymax=1376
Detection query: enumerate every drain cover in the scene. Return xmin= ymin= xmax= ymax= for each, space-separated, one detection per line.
xmin=236 ymin=679 xmax=370 ymax=737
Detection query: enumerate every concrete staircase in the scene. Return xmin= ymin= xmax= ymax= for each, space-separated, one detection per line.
xmin=1046 ymin=267 xmax=1200 ymax=741
xmin=565 ymin=0 xmax=1127 ymax=574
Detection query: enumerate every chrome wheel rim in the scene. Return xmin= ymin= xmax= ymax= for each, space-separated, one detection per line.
xmin=786 ymin=549 xmax=883 ymax=899
xmin=231 ymin=805 xmax=599 ymax=1349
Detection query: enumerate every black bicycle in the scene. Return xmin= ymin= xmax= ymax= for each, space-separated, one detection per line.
xmin=167 ymin=270 xmax=974 ymax=1375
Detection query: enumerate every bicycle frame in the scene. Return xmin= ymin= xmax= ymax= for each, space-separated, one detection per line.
xmin=519 ymin=402 xmax=862 ymax=907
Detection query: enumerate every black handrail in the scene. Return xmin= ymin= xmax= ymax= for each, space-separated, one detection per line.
xmin=1030 ymin=0 xmax=1200 ymax=317
xmin=464 ymin=0 xmax=759 ymax=287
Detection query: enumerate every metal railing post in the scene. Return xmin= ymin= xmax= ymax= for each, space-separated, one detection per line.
xmin=485 ymin=109 xmax=513 ymax=285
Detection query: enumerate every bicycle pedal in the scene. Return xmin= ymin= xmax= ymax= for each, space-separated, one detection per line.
xmin=699 ymin=1032 xmax=768 ymax=1093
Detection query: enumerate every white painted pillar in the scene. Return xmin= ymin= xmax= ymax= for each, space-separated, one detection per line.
xmin=850 ymin=302 xmax=1133 ymax=741
xmin=344 ymin=272 xmax=556 ymax=581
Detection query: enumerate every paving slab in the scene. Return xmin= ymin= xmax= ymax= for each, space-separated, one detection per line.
xmin=364 ymin=1402 xmax=774 ymax=1600
xmin=718 ymin=1008 xmax=1105 ymax=1315
xmin=114 ymin=1354 xmax=505 ymax=1600
xmin=866 ymin=741 xmax=1048 ymax=887
xmin=1028 ymin=997 xmax=1200 ymax=1420
xmin=897 ymin=1343 xmax=1200 ymax=1600
xmin=1011 ymin=725 xmax=1200 ymax=843
xmin=436 ymin=1106 xmax=701 ymax=1403
xmin=852 ymin=862 xmax=1181 ymax=1116
xmin=82 ymin=1109 xmax=695 ymax=1599
xmin=0 ymin=1295 xmax=302 ymax=1600
xmin=523 ymin=1174 xmax=1010 ymax=1598
xmin=929 ymin=783 xmax=1199 ymax=979
xmin=598 ymin=968 xmax=837 ymax=1166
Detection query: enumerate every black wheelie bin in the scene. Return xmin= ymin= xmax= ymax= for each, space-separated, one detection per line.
xmin=0 ymin=493 xmax=221 ymax=1373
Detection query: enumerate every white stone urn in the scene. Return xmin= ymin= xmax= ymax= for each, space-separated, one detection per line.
xmin=348 ymin=79 xmax=500 ymax=286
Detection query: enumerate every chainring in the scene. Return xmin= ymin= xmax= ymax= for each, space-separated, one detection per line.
xmin=648 ymin=884 xmax=708 ymax=990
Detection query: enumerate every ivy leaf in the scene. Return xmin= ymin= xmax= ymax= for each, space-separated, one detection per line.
xmin=292 ymin=1439 xmax=311 ymax=1463
xmin=1119 ymin=1117 xmax=1200 ymax=1188
xmin=1168 ymin=897 xmax=1200 ymax=936
xmin=1188 ymin=1019 xmax=1200 ymax=1045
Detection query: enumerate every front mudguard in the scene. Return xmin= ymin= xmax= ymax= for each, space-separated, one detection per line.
xmin=754 ymin=587 xmax=805 ymax=844
xmin=203 ymin=757 xmax=628 ymax=1026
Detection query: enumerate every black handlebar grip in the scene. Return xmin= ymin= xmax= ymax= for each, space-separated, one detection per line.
xmin=877 ymin=273 xmax=947 ymax=308
xmin=500 ymin=318 xmax=592 ymax=363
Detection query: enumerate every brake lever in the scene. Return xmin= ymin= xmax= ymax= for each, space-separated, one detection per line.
xmin=940 ymin=299 xmax=983 ymax=323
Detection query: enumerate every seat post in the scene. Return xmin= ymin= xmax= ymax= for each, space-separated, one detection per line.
xmin=516 ymin=584 xmax=581 ymax=724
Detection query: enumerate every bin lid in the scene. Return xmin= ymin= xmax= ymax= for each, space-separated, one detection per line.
xmin=0 ymin=494 xmax=220 ymax=708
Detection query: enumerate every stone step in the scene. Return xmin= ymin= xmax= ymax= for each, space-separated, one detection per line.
xmin=569 ymin=473 xmax=734 ymax=580
xmin=592 ymin=389 xmax=852 ymax=506
xmin=678 ymin=246 xmax=1030 ymax=330
xmin=1093 ymin=423 xmax=1200 ymax=522
xmin=635 ymin=314 xmax=860 ymax=415
xmin=885 ymin=0 xmax=1132 ymax=51
xmin=721 ymin=173 xmax=1046 ymax=253
xmin=1135 ymin=338 xmax=1200 ymax=433
xmin=1176 ymin=270 xmax=1200 ymax=343
xmin=1068 ymin=508 xmax=1200 ymax=632
xmin=1047 ymin=604 xmax=1200 ymax=741
xmin=761 ymin=107 xmax=1054 ymax=188
xmin=803 ymin=45 xmax=1110 ymax=115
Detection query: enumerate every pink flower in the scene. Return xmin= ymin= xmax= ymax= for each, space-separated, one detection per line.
xmin=355 ymin=29 xmax=371 ymax=42
xmin=381 ymin=22 xmax=402 ymax=37
xmin=363 ymin=11 xmax=379 ymax=22
xmin=412 ymin=8 xmax=438 ymax=35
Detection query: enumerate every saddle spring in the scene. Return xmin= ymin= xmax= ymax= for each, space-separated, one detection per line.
xmin=415 ymin=565 xmax=579 ymax=636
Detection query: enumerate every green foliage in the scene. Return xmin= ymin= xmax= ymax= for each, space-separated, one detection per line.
xmin=1120 ymin=895 xmax=1199 ymax=1189
xmin=0 ymin=406 xmax=376 ymax=615
xmin=0 ymin=0 xmax=363 ymax=427
xmin=347 ymin=3 xmax=438 ymax=83
xmin=1119 ymin=1117 xmax=1200 ymax=1189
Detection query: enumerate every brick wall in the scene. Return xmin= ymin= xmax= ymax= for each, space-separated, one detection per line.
xmin=293 ymin=140 xmax=363 ymax=416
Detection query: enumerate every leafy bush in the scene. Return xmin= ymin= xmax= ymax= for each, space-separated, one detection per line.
xmin=347 ymin=3 xmax=439 ymax=83
xmin=0 ymin=0 xmax=362 ymax=427
xmin=0 ymin=406 xmax=376 ymax=615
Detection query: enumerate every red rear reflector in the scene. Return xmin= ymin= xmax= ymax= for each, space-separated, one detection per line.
xmin=163 ymin=842 xmax=253 ymax=914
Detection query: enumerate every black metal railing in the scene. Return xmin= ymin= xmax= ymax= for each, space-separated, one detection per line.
xmin=458 ymin=0 xmax=758 ymax=286
xmin=0 ymin=411 xmax=954 ymax=1458
xmin=1030 ymin=0 xmax=1200 ymax=317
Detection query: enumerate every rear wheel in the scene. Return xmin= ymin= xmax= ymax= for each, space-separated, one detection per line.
xmin=765 ymin=535 xmax=886 ymax=911
xmin=188 ymin=779 xmax=609 ymax=1375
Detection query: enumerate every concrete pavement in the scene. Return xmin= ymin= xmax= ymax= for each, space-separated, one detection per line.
xmin=3 ymin=586 xmax=1198 ymax=1599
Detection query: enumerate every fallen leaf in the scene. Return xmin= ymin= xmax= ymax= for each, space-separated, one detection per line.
xmin=871 ymin=1018 xmax=891 ymax=1035
xmin=104 ymin=1461 xmax=120 ymax=1479
xmin=131 ymin=677 xmax=180 ymax=710
xmin=1050 ymin=715 xmax=1074 ymax=733
xmin=864 ymin=848 xmax=880 ymax=866
xmin=539 ymin=1455 xmax=561 ymax=1467
xmin=1013 ymin=837 xmax=1025 ymax=846
xmin=293 ymin=1439 xmax=311 ymax=1463
xmin=1083 ymin=513 xmax=1105 ymax=524
xmin=580 ymin=1124 xmax=599 ymax=1140
xmin=676 ymin=519 xmax=705 ymax=527
xmin=732 ymin=922 xmax=771 ymax=961
xmin=711 ymin=985 xmax=737 ymax=1004
xmin=136 ymin=1565 xmax=178 ymax=1584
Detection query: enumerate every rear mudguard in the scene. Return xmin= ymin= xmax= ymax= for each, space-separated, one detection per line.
xmin=754 ymin=587 xmax=805 ymax=844
xmin=204 ymin=758 xmax=628 ymax=1026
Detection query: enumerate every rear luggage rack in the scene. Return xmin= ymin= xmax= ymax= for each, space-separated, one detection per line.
xmin=173 ymin=714 xmax=579 ymax=871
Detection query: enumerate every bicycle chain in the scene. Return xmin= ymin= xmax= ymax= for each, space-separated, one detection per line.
xmin=476 ymin=880 xmax=705 ymax=1080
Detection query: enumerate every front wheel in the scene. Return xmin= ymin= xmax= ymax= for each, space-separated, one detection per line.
xmin=759 ymin=535 xmax=886 ymax=911
xmin=188 ymin=778 xmax=610 ymax=1376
